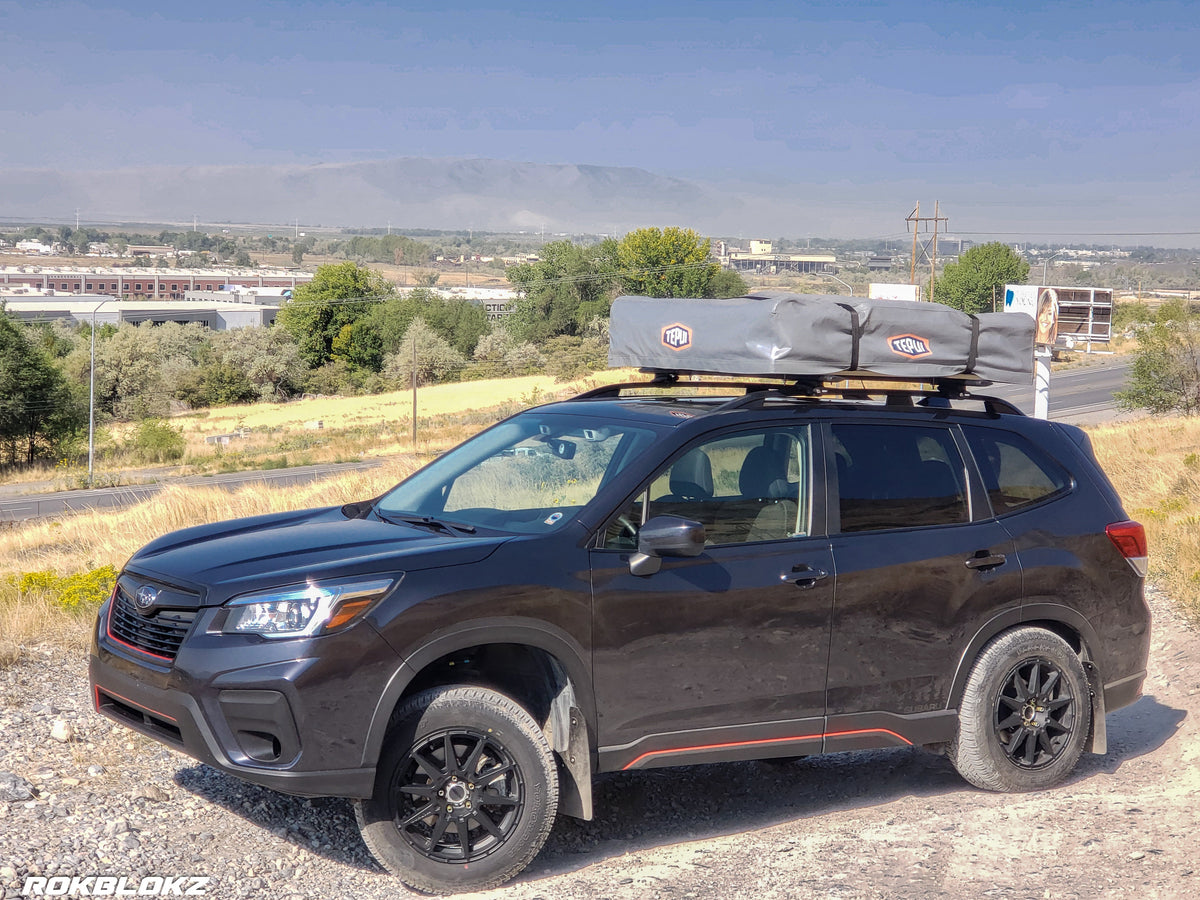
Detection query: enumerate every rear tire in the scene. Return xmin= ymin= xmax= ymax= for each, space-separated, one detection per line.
xmin=356 ymin=685 xmax=559 ymax=894
xmin=950 ymin=627 xmax=1091 ymax=792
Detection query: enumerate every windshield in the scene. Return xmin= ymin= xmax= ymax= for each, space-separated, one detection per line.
xmin=375 ymin=412 xmax=658 ymax=534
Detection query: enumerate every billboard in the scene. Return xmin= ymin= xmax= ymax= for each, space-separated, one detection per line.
xmin=1004 ymin=285 xmax=1112 ymax=346
xmin=869 ymin=283 xmax=921 ymax=302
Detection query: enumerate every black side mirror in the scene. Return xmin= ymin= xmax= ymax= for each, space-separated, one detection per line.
xmin=630 ymin=515 xmax=705 ymax=576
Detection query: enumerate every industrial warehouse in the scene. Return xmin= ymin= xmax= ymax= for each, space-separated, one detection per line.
xmin=0 ymin=265 xmax=315 ymax=329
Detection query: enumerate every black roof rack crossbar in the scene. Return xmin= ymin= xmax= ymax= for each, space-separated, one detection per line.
xmin=570 ymin=373 xmax=1027 ymax=417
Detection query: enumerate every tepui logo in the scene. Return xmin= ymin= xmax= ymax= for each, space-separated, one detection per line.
xmin=661 ymin=323 xmax=692 ymax=350
xmin=887 ymin=334 xmax=932 ymax=359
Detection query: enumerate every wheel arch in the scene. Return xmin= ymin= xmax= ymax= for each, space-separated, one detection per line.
xmin=362 ymin=618 xmax=596 ymax=818
xmin=948 ymin=603 xmax=1106 ymax=752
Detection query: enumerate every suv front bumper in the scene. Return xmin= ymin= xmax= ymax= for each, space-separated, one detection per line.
xmin=88 ymin=598 xmax=401 ymax=799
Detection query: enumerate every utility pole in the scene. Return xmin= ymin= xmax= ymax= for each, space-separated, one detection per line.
xmin=906 ymin=202 xmax=948 ymax=301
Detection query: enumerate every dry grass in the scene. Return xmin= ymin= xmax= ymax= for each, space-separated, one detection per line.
xmin=0 ymin=457 xmax=418 ymax=664
xmin=181 ymin=372 xmax=624 ymax=436
xmin=1087 ymin=415 xmax=1200 ymax=621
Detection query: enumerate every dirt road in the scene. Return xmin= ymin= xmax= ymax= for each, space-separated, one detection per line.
xmin=1 ymin=586 xmax=1195 ymax=899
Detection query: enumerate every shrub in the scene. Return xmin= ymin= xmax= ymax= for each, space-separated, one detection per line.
xmin=128 ymin=418 xmax=186 ymax=463
xmin=14 ymin=565 xmax=118 ymax=610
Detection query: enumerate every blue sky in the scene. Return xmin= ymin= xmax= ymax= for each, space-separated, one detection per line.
xmin=2 ymin=0 xmax=1198 ymax=241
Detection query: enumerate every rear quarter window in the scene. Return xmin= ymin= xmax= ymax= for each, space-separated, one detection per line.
xmin=963 ymin=426 xmax=1071 ymax=515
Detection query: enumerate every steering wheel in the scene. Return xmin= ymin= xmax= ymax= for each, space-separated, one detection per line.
xmin=616 ymin=514 xmax=639 ymax=541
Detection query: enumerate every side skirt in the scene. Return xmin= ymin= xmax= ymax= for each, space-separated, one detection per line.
xmin=599 ymin=710 xmax=958 ymax=772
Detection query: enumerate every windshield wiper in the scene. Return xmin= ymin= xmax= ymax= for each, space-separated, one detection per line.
xmin=378 ymin=512 xmax=477 ymax=535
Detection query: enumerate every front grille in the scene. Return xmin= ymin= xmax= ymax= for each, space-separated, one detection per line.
xmin=108 ymin=586 xmax=196 ymax=661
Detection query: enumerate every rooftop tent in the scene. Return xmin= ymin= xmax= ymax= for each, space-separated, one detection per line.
xmin=608 ymin=291 xmax=1035 ymax=384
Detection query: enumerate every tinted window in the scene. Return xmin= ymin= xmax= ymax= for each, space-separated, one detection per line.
xmin=963 ymin=426 xmax=1070 ymax=515
xmin=603 ymin=426 xmax=810 ymax=548
xmin=832 ymin=423 xmax=968 ymax=533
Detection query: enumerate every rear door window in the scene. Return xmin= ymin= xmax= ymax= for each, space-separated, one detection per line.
xmin=830 ymin=422 xmax=969 ymax=533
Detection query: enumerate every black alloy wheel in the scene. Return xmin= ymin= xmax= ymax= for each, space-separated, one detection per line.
xmin=356 ymin=685 xmax=559 ymax=894
xmin=950 ymin=626 xmax=1092 ymax=793
xmin=993 ymin=656 xmax=1077 ymax=768
xmin=391 ymin=727 xmax=525 ymax=863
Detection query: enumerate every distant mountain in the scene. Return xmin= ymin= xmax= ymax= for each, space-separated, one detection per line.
xmin=0 ymin=157 xmax=741 ymax=233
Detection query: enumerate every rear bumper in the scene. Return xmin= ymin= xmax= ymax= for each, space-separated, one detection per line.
xmin=1103 ymin=669 xmax=1146 ymax=714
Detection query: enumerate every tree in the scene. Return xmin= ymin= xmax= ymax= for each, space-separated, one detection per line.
xmin=382 ymin=319 xmax=466 ymax=386
xmin=366 ymin=287 xmax=490 ymax=359
xmin=505 ymin=239 xmax=618 ymax=342
xmin=617 ymin=227 xmax=717 ymax=298
xmin=331 ymin=320 xmax=385 ymax=372
xmin=471 ymin=328 xmax=545 ymax=378
xmin=76 ymin=323 xmax=169 ymax=420
xmin=276 ymin=262 xmax=396 ymax=368
xmin=1115 ymin=300 xmax=1200 ymax=415
xmin=0 ymin=313 xmax=84 ymax=464
xmin=212 ymin=326 xmax=307 ymax=401
xmin=705 ymin=268 xmax=748 ymax=298
xmin=931 ymin=242 xmax=1030 ymax=314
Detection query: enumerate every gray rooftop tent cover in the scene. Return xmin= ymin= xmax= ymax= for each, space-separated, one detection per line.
xmin=608 ymin=291 xmax=1035 ymax=384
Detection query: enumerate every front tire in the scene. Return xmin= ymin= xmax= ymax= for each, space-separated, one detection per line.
xmin=950 ymin=627 xmax=1091 ymax=792
xmin=356 ymin=685 xmax=559 ymax=894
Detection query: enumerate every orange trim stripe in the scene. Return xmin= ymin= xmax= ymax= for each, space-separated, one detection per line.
xmin=94 ymin=685 xmax=178 ymax=723
xmin=621 ymin=727 xmax=912 ymax=770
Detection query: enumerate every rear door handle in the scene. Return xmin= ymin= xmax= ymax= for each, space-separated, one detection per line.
xmin=964 ymin=551 xmax=1007 ymax=571
xmin=783 ymin=564 xmax=829 ymax=588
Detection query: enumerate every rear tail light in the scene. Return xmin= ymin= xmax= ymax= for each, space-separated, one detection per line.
xmin=1106 ymin=521 xmax=1148 ymax=577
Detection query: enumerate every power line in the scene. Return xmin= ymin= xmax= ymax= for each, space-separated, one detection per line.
xmin=953 ymin=230 xmax=1200 ymax=238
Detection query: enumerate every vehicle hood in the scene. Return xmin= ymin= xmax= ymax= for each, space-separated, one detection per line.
xmin=125 ymin=505 xmax=508 ymax=604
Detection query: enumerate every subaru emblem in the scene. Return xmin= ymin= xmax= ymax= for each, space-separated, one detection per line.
xmin=134 ymin=585 xmax=159 ymax=613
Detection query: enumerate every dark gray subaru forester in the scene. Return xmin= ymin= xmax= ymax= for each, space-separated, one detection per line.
xmin=90 ymin=294 xmax=1150 ymax=893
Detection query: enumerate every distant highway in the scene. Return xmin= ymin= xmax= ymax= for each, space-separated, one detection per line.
xmin=0 ymin=459 xmax=384 ymax=523
xmin=0 ymin=361 xmax=1132 ymax=523
xmin=983 ymin=359 xmax=1131 ymax=420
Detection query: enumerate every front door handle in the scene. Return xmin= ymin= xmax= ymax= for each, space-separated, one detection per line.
xmin=964 ymin=551 xmax=1007 ymax=571
xmin=783 ymin=564 xmax=829 ymax=588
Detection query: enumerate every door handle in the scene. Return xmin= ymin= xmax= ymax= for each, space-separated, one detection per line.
xmin=783 ymin=564 xmax=829 ymax=588
xmin=964 ymin=551 xmax=1007 ymax=571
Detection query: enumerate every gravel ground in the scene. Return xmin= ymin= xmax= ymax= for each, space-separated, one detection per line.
xmin=1 ymin=585 xmax=1196 ymax=900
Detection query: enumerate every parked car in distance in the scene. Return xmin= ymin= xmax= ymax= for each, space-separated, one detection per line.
xmin=89 ymin=372 xmax=1149 ymax=894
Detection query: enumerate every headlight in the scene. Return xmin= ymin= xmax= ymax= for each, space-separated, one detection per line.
xmin=223 ymin=577 xmax=396 ymax=638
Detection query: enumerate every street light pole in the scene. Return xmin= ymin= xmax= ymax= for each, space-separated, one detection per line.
xmin=1042 ymin=251 xmax=1067 ymax=285
xmin=818 ymin=272 xmax=855 ymax=296
xmin=88 ymin=298 xmax=116 ymax=486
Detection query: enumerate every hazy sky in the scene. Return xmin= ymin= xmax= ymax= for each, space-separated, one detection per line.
xmin=2 ymin=0 xmax=1198 ymax=241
